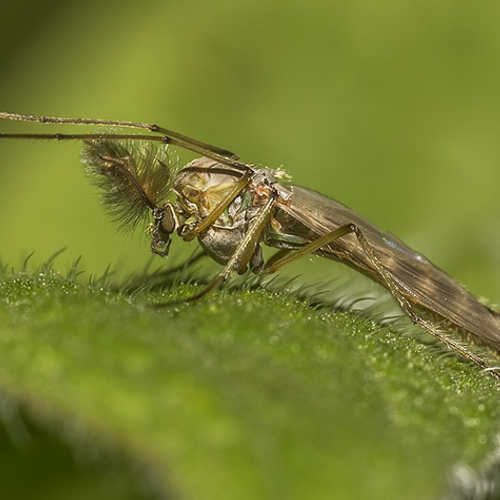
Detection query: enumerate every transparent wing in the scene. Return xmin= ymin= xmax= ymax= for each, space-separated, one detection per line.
xmin=277 ymin=185 xmax=500 ymax=350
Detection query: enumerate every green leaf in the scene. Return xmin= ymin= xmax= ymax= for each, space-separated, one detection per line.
xmin=0 ymin=268 xmax=499 ymax=500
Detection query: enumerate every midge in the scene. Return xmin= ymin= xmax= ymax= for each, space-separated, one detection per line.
xmin=1 ymin=111 xmax=500 ymax=379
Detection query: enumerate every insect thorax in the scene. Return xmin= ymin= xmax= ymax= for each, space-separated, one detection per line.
xmin=172 ymin=158 xmax=292 ymax=270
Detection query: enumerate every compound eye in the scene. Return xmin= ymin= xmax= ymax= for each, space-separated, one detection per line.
xmin=160 ymin=207 xmax=177 ymax=234
xmin=153 ymin=204 xmax=177 ymax=235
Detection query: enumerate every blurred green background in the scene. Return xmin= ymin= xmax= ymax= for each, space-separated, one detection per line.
xmin=1 ymin=0 xmax=500 ymax=299
xmin=2 ymin=2 xmax=500 ymax=499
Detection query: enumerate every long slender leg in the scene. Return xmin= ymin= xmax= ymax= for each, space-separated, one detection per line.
xmin=262 ymin=223 xmax=500 ymax=379
xmin=153 ymin=193 xmax=278 ymax=306
xmin=0 ymin=111 xmax=238 ymax=159
xmin=0 ymin=111 xmax=250 ymax=173
xmin=0 ymin=131 xmax=249 ymax=173
xmin=349 ymin=226 xmax=500 ymax=379
xmin=261 ymin=223 xmax=356 ymax=274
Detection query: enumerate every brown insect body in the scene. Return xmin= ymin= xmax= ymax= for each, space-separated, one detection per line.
xmin=1 ymin=111 xmax=499 ymax=378
xmin=275 ymin=186 xmax=500 ymax=352
xmin=172 ymin=156 xmax=500 ymax=361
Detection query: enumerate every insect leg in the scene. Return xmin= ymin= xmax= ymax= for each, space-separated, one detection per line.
xmin=153 ymin=193 xmax=278 ymax=306
xmin=349 ymin=225 xmax=500 ymax=379
xmin=262 ymin=223 xmax=499 ymax=378
xmin=261 ymin=223 xmax=357 ymax=274
xmin=0 ymin=111 xmax=250 ymax=173
xmin=0 ymin=111 xmax=238 ymax=159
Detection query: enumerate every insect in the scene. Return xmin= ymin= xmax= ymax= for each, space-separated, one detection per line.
xmin=1 ymin=111 xmax=500 ymax=380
